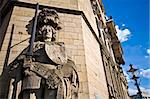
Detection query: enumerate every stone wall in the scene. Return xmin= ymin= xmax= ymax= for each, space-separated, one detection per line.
xmin=82 ymin=18 xmax=109 ymax=99
xmin=57 ymin=13 xmax=89 ymax=99
xmin=0 ymin=0 xmax=130 ymax=99
xmin=78 ymin=0 xmax=99 ymax=37
xmin=18 ymin=0 xmax=78 ymax=10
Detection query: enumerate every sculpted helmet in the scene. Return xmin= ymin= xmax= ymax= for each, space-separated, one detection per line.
xmin=26 ymin=8 xmax=62 ymax=42
xmin=37 ymin=8 xmax=61 ymax=31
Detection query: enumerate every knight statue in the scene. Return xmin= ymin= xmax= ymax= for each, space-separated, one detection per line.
xmin=8 ymin=8 xmax=79 ymax=99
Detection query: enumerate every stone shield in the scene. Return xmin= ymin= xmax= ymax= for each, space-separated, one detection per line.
xmin=45 ymin=42 xmax=68 ymax=65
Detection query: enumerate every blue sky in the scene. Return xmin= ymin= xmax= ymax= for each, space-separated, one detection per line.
xmin=102 ymin=0 xmax=150 ymax=95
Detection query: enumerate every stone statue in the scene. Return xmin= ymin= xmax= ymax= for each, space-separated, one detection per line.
xmin=9 ymin=8 xmax=79 ymax=99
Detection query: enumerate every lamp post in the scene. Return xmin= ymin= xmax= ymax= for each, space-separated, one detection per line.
xmin=127 ymin=64 xmax=142 ymax=99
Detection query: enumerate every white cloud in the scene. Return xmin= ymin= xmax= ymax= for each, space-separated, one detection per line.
xmin=124 ymin=71 xmax=131 ymax=82
xmin=145 ymin=49 xmax=150 ymax=61
xmin=122 ymin=24 xmax=125 ymax=27
xmin=140 ymin=87 xmax=150 ymax=94
xmin=128 ymin=87 xmax=150 ymax=96
xmin=147 ymin=49 xmax=150 ymax=55
xmin=128 ymin=88 xmax=138 ymax=95
xmin=115 ymin=25 xmax=131 ymax=42
xmin=145 ymin=56 xmax=149 ymax=58
xmin=140 ymin=69 xmax=150 ymax=78
xmin=145 ymin=56 xmax=150 ymax=60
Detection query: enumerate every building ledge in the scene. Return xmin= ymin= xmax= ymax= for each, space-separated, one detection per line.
xmin=106 ymin=19 xmax=125 ymax=65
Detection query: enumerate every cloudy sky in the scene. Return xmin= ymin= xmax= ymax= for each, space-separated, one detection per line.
xmin=103 ymin=0 xmax=149 ymax=96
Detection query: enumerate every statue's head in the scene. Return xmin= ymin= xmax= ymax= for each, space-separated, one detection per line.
xmin=37 ymin=8 xmax=61 ymax=42
xmin=26 ymin=8 xmax=61 ymax=42
xmin=37 ymin=8 xmax=61 ymax=30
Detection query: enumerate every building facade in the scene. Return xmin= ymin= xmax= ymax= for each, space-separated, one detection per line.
xmin=0 ymin=0 xmax=130 ymax=99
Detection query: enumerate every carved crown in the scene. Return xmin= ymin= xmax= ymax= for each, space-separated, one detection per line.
xmin=26 ymin=8 xmax=62 ymax=42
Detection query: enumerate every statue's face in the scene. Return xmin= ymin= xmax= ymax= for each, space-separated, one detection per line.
xmin=41 ymin=25 xmax=53 ymax=41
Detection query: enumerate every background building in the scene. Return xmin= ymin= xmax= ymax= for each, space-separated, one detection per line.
xmin=0 ymin=0 xmax=130 ymax=98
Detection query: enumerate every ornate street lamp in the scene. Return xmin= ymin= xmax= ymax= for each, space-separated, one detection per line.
xmin=127 ymin=64 xmax=142 ymax=98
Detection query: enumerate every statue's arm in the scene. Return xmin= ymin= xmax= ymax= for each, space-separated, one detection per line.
xmin=9 ymin=48 xmax=28 ymax=71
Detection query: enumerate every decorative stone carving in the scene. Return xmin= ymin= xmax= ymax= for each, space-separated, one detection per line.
xmin=45 ymin=42 xmax=68 ymax=65
xmin=91 ymin=0 xmax=99 ymax=15
xmin=9 ymin=8 xmax=79 ymax=99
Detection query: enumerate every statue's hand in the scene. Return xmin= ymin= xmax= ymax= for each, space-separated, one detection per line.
xmin=57 ymin=65 xmax=63 ymax=69
xmin=23 ymin=61 xmax=33 ymax=76
xmin=24 ymin=68 xmax=32 ymax=76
